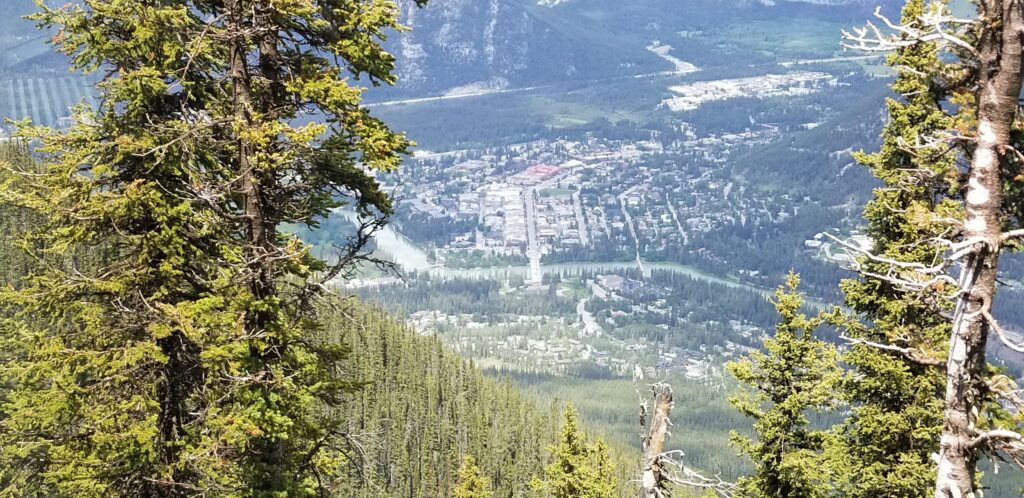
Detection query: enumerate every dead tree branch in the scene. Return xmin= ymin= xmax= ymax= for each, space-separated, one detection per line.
xmin=840 ymin=334 xmax=947 ymax=367
xmin=639 ymin=383 xmax=735 ymax=498
xmin=842 ymin=6 xmax=977 ymax=55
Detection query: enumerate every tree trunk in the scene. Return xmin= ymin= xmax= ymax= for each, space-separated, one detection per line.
xmin=152 ymin=332 xmax=204 ymax=497
xmin=226 ymin=0 xmax=285 ymax=483
xmin=640 ymin=384 xmax=672 ymax=498
xmin=226 ymin=0 xmax=275 ymax=323
xmin=934 ymin=1 xmax=1024 ymax=495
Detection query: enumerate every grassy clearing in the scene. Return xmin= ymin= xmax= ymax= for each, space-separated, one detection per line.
xmin=373 ymin=77 xmax=668 ymax=150
xmin=539 ymin=187 xmax=575 ymax=197
xmin=715 ymin=19 xmax=847 ymax=60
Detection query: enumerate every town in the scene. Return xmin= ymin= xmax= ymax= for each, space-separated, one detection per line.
xmin=388 ymin=123 xmax=822 ymax=280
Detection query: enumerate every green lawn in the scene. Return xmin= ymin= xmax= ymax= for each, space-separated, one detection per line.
xmin=716 ymin=19 xmax=847 ymax=60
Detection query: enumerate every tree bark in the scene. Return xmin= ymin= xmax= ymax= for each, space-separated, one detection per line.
xmin=640 ymin=384 xmax=672 ymax=498
xmin=226 ymin=0 xmax=285 ymax=483
xmin=149 ymin=331 xmax=204 ymax=497
xmin=226 ymin=0 xmax=275 ymax=323
xmin=935 ymin=1 xmax=1024 ymax=496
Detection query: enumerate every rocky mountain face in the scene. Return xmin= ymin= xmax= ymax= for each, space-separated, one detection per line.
xmin=385 ymin=0 xmax=901 ymax=96
xmin=389 ymin=0 xmax=656 ymax=95
xmin=4 ymin=0 xmax=901 ymax=95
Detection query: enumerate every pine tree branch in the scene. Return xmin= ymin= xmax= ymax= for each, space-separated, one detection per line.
xmin=1000 ymin=228 xmax=1024 ymax=242
xmin=824 ymin=232 xmax=976 ymax=273
xmin=969 ymin=429 xmax=1024 ymax=449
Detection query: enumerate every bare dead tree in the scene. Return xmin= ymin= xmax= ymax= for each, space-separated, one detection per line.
xmin=638 ymin=383 xmax=734 ymax=498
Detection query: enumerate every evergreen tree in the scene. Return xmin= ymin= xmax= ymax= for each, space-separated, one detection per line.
xmin=840 ymin=0 xmax=1024 ymax=491
xmin=531 ymin=403 xmax=618 ymax=498
xmin=0 ymin=143 xmax=38 ymax=288
xmin=830 ymin=0 xmax=961 ymax=495
xmin=727 ymin=274 xmax=841 ymax=498
xmin=0 ymin=1 xmax=424 ymax=496
xmin=330 ymin=303 xmax=568 ymax=498
xmin=454 ymin=456 xmax=493 ymax=498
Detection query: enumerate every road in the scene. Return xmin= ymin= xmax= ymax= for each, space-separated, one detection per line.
xmin=523 ymin=174 xmax=570 ymax=283
xmin=780 ymin=54 xmax=885 ymax=67
xmin=577 ymin=298 xmax=603 ymax=337
xmin=572 ymin=192 xmax=591 ymax=247
xmin=366 ymin=55 xmax=885 ymax=109
xmin=523 ymin=187 xmax=542 ymax=283
xmin=367 ymin=84 xmax=545 ymax=108
xmin=365 ymin=66 xmax=702 ymax=109
xmin=665 ymin=199 xmax=689 ymax=245
xmin=617 ymin=186 xmax=646 ymax=276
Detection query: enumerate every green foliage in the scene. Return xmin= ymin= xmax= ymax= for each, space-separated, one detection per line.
xmin=827 ymin=0 xmax=957 ymax=495
xmin=508 ymin=372 xmax=750 ymax=483
xmin=330 ymin=303 xmax=561 ymax=498
xmin=727 ymin=274 xmax=841 ymax=498
xmin=0 ymin=0 xmax=423 ymax=496
xmin=531 ymin=403 xmax=619 ymax=498
xmin=0 ymin=144 xmax=37 ymax=288
xmin=455 ymin=456 xmax=493 ymax=498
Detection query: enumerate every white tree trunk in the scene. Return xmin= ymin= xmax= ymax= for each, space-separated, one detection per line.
xmin=934 ymin=1 xmax=1024 ymax=495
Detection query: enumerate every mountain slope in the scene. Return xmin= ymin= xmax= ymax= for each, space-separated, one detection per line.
xmin=390 ymin=0 xmax=660 ymax=94
xmin=0 ymin=141 xmax=628 ymax=497
xmin=383 ymin=0 xmax=903 ymax=96
xmin=329 ymin=303 xmax=562 ymax=497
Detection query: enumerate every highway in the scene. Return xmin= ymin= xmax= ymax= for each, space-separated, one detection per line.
xmin=366 ymin=55 xmax=885 ymax=109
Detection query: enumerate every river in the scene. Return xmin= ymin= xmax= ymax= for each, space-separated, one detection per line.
xmin=336 ymin=209 xmax=774 ymax=298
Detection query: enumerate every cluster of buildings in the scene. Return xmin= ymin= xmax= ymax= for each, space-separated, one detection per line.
xmin=655 ymin=346 xmax=712 ymax=379
xmin=804 ymin=230 xmax=874 ymax=263
xmin=479 ymin=186 xmax=529 ymax=245
xmin=662 ymin=71 xmax=838 ymax=112
xmin=393 ymin=127 xmax=802 ymax=267
xmin=509 ymin=164 xmax=562 ymax=186
xmin=403 ymin=301 xmax=728 ymax=380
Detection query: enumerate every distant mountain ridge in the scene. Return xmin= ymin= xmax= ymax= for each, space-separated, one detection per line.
xmin=5 ymin=0 xmax=901 ymax=97
xmin=384 ymin=0 xmax=902 ymax=96
xmin=390 ymin=0 xmax=655 ymax=94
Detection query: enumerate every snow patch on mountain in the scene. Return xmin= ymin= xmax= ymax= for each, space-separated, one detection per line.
xmin=399 ymin=1 xmax=428 ymax=85
xmin=484 ymin=0 xmax=500 ymax=65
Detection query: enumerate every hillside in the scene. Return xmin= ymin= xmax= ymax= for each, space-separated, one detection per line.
xmin=329 ymin=302 xmax=624 ymax=497
xmin=0 ymin=144 xmax=639 ymax=497
xmin=376 ymin=0 xmax=903 ymax=96
xmin=6 ymin=1 xmax=1024 ymax=496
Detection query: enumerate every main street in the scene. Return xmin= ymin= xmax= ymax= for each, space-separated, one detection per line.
xmin=524 ymin=186 xmax=542 ymax=283
xmin=618 ymin=185 xmax=646 ymax=276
